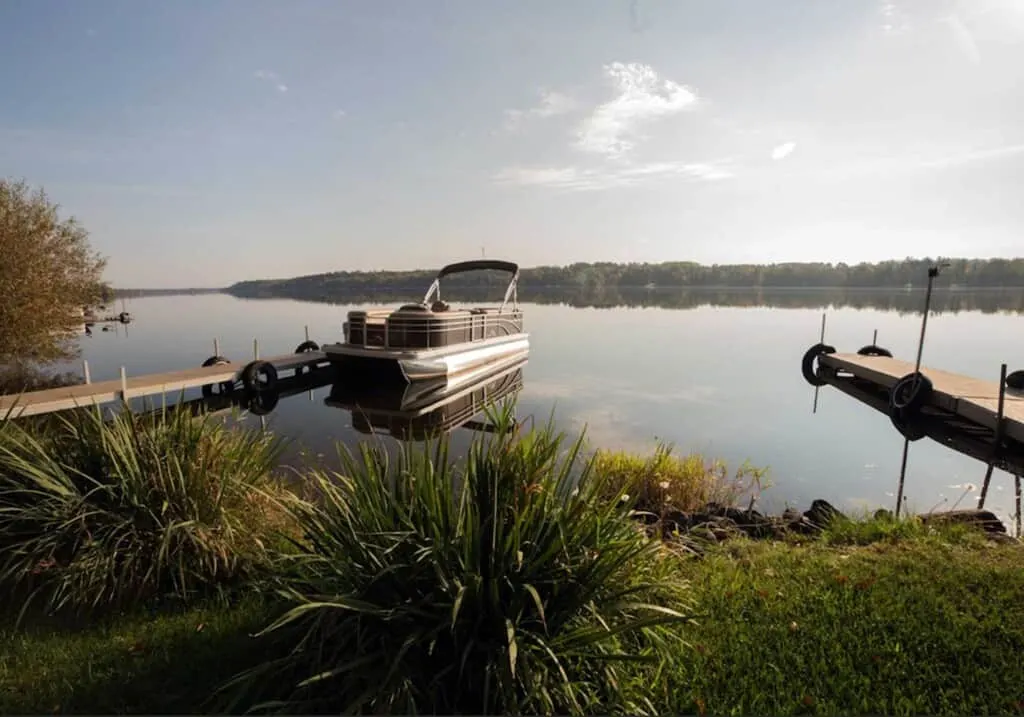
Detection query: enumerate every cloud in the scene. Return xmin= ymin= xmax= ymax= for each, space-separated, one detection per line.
xmin=771 ymin=142 xmax=797 ymax=160
xmin=254 ymin=69 xmax=288 ymax=93
xmin=493 ymin=159 xmax=732 ymax=192
xmin=943 ymin=13 xmax=982 ymax=64
xmin=575 ymin=62 xmax=699 ymax=158
xmin=503 ymin=90 xmax=578 ymax=131
xmin=918 ymin=142 xmax=1024 ymax=168
xmin=332 ymin=109 xmax=347 ymax=120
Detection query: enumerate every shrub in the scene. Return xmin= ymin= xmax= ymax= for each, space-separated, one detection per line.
xmin=221 ymin=403 xmax=691 ymax=715
xmin=591 ymin=443 xmax=767 ymax=516
xmin=0 ymin=403 xmax=288 ymax=616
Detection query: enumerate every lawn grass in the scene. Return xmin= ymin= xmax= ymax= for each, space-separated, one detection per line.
xmin=0 ymin=594 xmax=278 ymax=715
xmin=671 ymin=530 xmax=1024 ymax=716
xmin=3 ymin=521 xmax=1022 ymax=715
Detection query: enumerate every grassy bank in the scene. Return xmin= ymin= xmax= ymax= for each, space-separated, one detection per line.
xmin=2 ymin=401 xmax=1023 ymax=715
xmin=4 ymin=526 xmax=1022 ymax=715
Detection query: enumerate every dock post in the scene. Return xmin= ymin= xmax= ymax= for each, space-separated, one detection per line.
xmin=214 ymin=338 xmax=220 ymax=357
xmin=812 ymin=312 xmax=826 ymax=414
xmin=253 ymin=338 xmax=260 ymax=361
xmin=120 ymin=366 xmax=128 ymax=403
xmin=895 ymin=438 xmax=910 ymax=518
xmin=304 ymin=325 xmax=310 ymax=342
xmin=872 ymin=329 xmax=878 ymax=345
xmin=1016 ymin=475 xmax=1022 ymax=538
xmin=897 ymin=264 xmax=948 ymax=518
xmin=977 ymin=363 xmax=1008 ymax=509
xmin=82 ymin=360 xmax=91 ymax=385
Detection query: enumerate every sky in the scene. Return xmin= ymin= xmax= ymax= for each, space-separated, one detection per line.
xmin=2 ymin=0 xmax=1023 ymax=288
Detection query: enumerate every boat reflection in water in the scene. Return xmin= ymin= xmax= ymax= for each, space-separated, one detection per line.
xmin=325 ymin=352 xmax=528 ymax=441
xmin=162 ymin=349 xmax=527 ymax=443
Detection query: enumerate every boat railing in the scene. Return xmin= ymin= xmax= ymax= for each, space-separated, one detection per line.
xmin=422 ymin=260 xmax=520 ymax=313
xmin=345 ymin=311 xmax=524 ymax=350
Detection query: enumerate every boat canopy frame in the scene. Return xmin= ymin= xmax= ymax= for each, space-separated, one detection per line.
xmin=422 ymin=260 xmax=520 ymax=312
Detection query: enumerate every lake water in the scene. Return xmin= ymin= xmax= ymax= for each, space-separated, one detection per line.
xmin=66 ymin=290 xmax=1024 ymax=522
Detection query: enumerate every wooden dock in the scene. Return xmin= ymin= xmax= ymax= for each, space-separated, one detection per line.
xmin=152 ymin=365 xmax=336 ymax=419
xmin=805 ymin=348 xmax=1024 ymax=476
xmin=820 ymin=354 xmax=1024 ymax=443
xmin=0 ymin=350 xmax=331 ymax=419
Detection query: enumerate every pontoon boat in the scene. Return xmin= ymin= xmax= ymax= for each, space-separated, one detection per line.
xmin=323 ymin=259 xmax=529 ymax=382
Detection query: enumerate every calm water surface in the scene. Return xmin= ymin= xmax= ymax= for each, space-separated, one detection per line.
xmin=70 ymin=293 xmax=1024 ymax=521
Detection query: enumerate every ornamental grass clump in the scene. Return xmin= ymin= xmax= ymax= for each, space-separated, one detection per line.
xmin=0 ymin=404 xmax=287 ymax=616
xmin=592 ymin=443 xmax=768 ymax=516
xmin=222 ymin=403 xmax=692 ymax=715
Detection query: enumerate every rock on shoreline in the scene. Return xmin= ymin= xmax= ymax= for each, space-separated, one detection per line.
xmin=631 ymin=499 xmax=1010 ymax=546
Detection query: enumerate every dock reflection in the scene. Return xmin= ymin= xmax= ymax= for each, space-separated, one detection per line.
xmin=177 ymin=352 xmax=528 ymax=441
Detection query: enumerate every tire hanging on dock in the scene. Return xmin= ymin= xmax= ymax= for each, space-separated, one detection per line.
xmin=889 ymin=372 xmax=933 ymax=416
xmin=889 ymin=410 xmax=928 ymax=442
xmin=856 ymin=345 xmax=893 ymax=358
xmin=1007 ymin=370 xmax=1024 ymax=391
xmin=242 ymin=360 xmax=278 ymax=393
xmin=200 ymin=356 xmax=234 ymax=398
xmin=293 ymin=341 xmax=320 ymax=376
xmin=801 ymin=342 xmax=836 ymax=387
xmin=887 ymin=371 xmax=932 ymax=442
xmin=247 ymin=390 xmax=280 ymax=416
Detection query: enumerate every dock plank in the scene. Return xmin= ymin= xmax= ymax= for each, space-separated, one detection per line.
xmin=0 ymin=351 xmax=329 ymax=419
xmin=820 ymin=353 xmax=1024 ymax=442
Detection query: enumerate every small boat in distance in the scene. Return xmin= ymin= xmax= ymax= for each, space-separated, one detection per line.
xmin=323 ymin=259 xmax=530 ymax=383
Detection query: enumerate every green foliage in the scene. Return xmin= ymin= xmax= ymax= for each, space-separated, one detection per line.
xmin=0 ymin=365 xmax=83 ymax=397
xmin=225 ymin=256 xmax=1024 ymax=305
xmin=818 ymin=511 xmax=985 ymax=547
xmin=221 ymin=404 xmax=692 ymax=715
xmin=0 ymin=595 xmax=276 ymax=715
xmin=0 ymin=405 xmax=288 ymax=616
xmin=592 ymin=443 xmax=768 ymax=515
xmin=673 ymin=538 xmax=1024 ymax=715
xmin=0 ymin=178 xmax=107 ymax=364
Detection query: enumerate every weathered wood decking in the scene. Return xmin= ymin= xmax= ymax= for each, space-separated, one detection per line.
xmin=0 ymin=351 xmax=330 ymax=419
xmin=819 ymin=353 xmax=1024 ymax=443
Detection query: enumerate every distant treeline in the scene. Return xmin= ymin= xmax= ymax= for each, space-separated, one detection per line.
xmin=227 ymin=284 xmax=1024 ymax=316
xmin=226 ymin=257 xmax=1024 ymax=302
xmin=114 ymin=288 xmax=225 ymax=298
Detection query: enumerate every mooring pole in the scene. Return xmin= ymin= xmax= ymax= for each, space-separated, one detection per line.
xmin=813 ymin=312 xmax=826 ymax=414
xmin=977 ymin=363 xmax=1008 ymax=509
xmin=82 ymin=360 xmax=91 ymax=385
xmin=872 ymin=329 xmax=878 ymax=345
xmin=1015 ymin=474 xmax=1022 ymax=538
xmin=895 ymin=263 xmax=948 ymax=518
xmin=895 ymin=438 xmax=910 ymax=518
xmin=913 ymin=266 xmax=942 ymax=375
xmin=214 ymin=338 xmax=220 ymax=357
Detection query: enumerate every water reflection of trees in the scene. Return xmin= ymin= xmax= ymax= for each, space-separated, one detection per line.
xmin=232 ymin=286 xmax=1024 ymax=316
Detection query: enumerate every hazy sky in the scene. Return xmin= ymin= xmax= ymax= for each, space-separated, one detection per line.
xmin=2 ymin=0 xmax=1023 ymax=287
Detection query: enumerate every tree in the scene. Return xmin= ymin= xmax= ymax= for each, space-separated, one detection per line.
xmin=0 ymin=179 xmax=107 ymax=365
